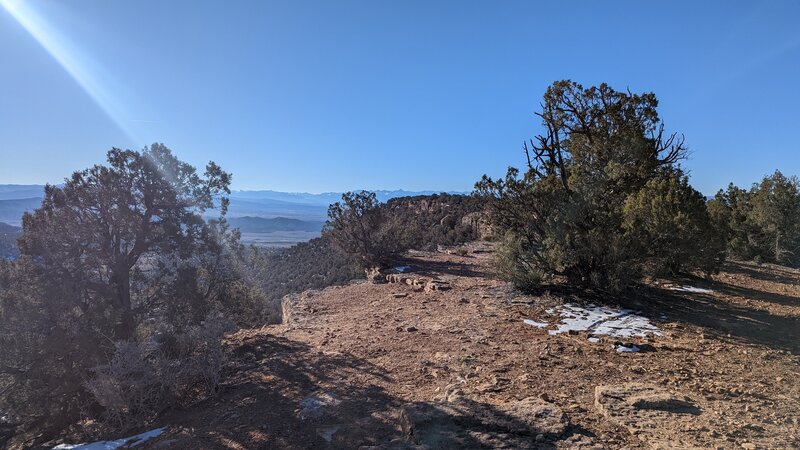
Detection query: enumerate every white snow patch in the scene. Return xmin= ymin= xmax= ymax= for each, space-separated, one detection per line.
xmin=394 ymin=265 xmax=411 ymax=273
xmin=671 ymin=285 xmax=713 ymax=294
xmin=587 ymin=337 xmax=600 ymax=343
xmin=52 ymin=428 xmax=165 ymax=450
xmin=616 ymin=344 xmax=640 ymax=353
xmin=537 ymin=303 xmax=661 ymax=338
xmin=299 ymin=392 xmax=340 ymax=420
xmin=523 ymin=319 xmax=548 ymax=328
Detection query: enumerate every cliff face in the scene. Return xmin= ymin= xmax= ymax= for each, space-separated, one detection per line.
xmin=381 ymin=194 xmax=486 ymax=250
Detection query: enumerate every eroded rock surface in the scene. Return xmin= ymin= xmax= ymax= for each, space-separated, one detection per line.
xmin=398 ymin=396 xmax=576 ymax=449
xmin=595 ymin=383 xmax=703 ymax=448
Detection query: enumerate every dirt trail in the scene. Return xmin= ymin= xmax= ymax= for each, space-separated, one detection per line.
xmin=139 ymin=248 xmax=799 ymax=449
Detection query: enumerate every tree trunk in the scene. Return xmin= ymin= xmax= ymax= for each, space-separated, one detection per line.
xmin=114 ymin=263 xmax=135 ymax=340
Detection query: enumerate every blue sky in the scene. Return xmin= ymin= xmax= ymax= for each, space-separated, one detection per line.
xmin=0 ymin=1 xmax=798 ymax=194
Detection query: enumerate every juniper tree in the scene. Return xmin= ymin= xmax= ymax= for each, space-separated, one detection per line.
xmin=477 ymin=81 xmax=722 ymax=291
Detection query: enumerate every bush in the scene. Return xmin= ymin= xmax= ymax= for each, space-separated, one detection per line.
xmin=86 ymin=315 xmax=232 ymax=430
xmin=492 ymin=232 xmax=544 ymax=292
xmin=477 ymin=81 xmax=722 ymax=292
xmin=324 ymin=191 xmax=400 ymax=269
xmin=622 ymin=173 xmax=724 ymax=276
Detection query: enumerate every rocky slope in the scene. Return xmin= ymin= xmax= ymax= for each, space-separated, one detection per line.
xmin=47 ymin=245 xmax=800 ymax=449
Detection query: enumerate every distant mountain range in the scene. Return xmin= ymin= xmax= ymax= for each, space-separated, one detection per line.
xmin=0 ymin=222 xmax=20 ymax=233
xmin=228 ymin=216 xmax=325 ymax=233
xmin=0 ymin=185 xmax=463 ymax=227
xmin=0 ymin=197 xmax=43 ymax=226
xmin=0 ymin=221 xmax=21 ymax=259
xmin=228 ymin=189 xmax=464 ymax=206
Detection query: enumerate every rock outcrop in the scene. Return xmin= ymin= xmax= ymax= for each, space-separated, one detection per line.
xmin=386 ymin=272 xmax=451 ymax=292
xmin=460 ymin=212 xmax=492 ymax=240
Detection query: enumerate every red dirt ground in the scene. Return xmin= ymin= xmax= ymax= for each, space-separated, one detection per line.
xmin=42 ymin=247 xmax=800 ymax=449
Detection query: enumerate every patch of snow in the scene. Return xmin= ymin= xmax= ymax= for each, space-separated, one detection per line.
xmin=536 ymin=303 xmax=661 ymax=338
xmin=299 ymin=392 xmax=340 ymax=420
xmin=523 ymin=319 xmax=548 ymax=328
xmin=587 ymin=337 xmax=600 ymax=343
xmin=394 ymin=265 xmax=411 ymax=273
xmin=616 ymin=344 xmax=640 ymax=353
xmin=52 ymin=428 xmax=165 ymax=450
xmin=670 ymin=285 xmax=713 ymax=294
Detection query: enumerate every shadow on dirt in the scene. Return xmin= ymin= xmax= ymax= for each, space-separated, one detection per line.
xmin=155 ymin=332 xmax=401 ymax=449
xmin=721 ymin=261 xmax=800 ymax=286
xmin=152 ymin=332 xmax=590 ymax=449
xmin=395 ymin=255 xmax=489 ymax=279
xmin=631 ymin=285 xmax=800 ymax=355
xmin=399 ymin=397 xmax=595 ymax=449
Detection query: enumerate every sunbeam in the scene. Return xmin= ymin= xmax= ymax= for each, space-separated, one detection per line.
xmin=0 ymin=0 xmax=139 ymax=141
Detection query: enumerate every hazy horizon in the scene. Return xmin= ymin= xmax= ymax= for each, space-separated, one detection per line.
xmin=0 ymin=182 xmax=466 ymax=197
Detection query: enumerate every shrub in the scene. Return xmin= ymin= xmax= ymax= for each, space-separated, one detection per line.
xmin=477 ymin=81 xmax=722 ymax=292
xmin=492 ymin=232 xmax=544 ymax=292
xmin=86 ymin=315 xmax=232 ymax=430
xmin=324 ymin=191 xmax=401 ymax=269
xmin=622 ymin=172 xmax=724 ymax=276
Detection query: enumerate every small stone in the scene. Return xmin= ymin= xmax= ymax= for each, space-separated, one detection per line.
xmin=406 ymin=326 xmax=418 ymax=332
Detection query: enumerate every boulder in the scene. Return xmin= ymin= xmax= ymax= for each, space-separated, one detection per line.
xmin=366 ymin=267 xmax=387 ymax=284
xmin=425 ymin=280 xmax=451 ymax=292
xmin=386 ymin=274 xmax=405 ymax=284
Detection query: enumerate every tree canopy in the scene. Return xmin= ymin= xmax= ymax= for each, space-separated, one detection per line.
xmin=0 ymin=144 xmax=263 ymax=430
xmin=17 ymin=144 xmax=231 ymax=339
xmin=477 ymin=81 xmax=721 ymax=291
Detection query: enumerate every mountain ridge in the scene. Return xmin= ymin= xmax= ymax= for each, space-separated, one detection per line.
xmin=0 ymin=185 xmax=468 ymax=224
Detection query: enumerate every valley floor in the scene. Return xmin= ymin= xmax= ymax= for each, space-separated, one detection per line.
xmin=69 ymin=247 xmax=800 ymax=449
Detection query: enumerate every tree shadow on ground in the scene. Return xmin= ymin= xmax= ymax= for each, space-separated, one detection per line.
xmin=628 ymin=285 xmax=800 ymax=355
xmin=400 ymin=397 xmax=595 ymax=449
xmin=155 ymin=332 xmax=402 ymax=449
xmin=151 ymin=332 xmax=589 ymax=449
xmin=721 ymin=260 xmax=800 ymax=286
xmin=394 ymin=255 xmax=489 ymax=279
xmin=710 ymin=279 xmax=799 ymax=308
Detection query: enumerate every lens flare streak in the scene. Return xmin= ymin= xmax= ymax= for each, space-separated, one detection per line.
xmin=0 ymin=0 xmax=138 ymax=140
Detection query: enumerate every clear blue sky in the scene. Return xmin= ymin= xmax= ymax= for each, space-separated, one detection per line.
xmin=0 ymin=1 xmax=798 ymax=194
